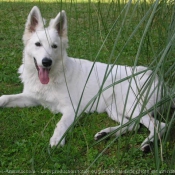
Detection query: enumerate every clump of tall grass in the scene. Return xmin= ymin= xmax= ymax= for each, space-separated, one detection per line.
xmin=68 ymin=0 xmax=175 ymax=171
xmin=47 ymin=0 xmax=175 ymax=171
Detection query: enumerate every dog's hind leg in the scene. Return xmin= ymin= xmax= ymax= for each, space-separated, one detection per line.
xmin=94 ymin=104 xmax=166 ymax=153
xmin=94 ymin=104 xmax=139 ymax=140
xmin=0 ymin=93 xmax=39 ymax=108
xmin=139 ymin=114 xmax=166 ymax=153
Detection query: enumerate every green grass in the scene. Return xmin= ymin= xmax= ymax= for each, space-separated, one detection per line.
xmin=0 ymin=0 xmax=175 ymax=173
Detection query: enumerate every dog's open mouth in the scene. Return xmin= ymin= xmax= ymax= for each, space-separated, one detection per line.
xmin=34 ymin=58 xmax=50 ymax=84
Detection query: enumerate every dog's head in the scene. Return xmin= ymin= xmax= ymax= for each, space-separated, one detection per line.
xmin=23 ymin=6 xmax=68 ymax=84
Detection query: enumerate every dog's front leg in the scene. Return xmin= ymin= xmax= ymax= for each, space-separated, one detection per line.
xmin=50 ymin=108 xmax=75 ymax=147
xmin=0 ymin=93 xmax=39 ymax=108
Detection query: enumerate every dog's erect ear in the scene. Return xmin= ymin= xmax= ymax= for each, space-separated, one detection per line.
xmin=26 ymin=6 xmax=43 ymax=32
xmin=23 ymin=6 xmax=44 ymax=44
xmin=50 ymin=10 xmax=67 ymax=37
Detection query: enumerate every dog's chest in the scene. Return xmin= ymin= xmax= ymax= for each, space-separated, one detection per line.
xmin=32 ymin=83 xmax=70 ymax=113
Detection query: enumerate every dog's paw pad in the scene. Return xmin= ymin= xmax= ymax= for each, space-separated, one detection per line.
xmin=141 ymin=144 xmax=152 ymax=153
xmin=94 ymin=132 xmax=107 ymax=141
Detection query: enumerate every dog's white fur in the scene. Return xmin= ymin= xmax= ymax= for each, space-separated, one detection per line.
xmin=0 ymin=6 xmax=167 ymax=152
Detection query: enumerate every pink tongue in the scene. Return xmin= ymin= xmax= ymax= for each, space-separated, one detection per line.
xmin=38 ymin=67 xmax=50 ymax=84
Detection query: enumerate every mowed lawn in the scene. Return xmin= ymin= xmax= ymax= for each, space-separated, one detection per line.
xmin=0 ymin=0 xmax=175 ymax=173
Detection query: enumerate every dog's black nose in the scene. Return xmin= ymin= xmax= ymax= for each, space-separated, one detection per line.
xmin=42 ymin=57 xmax=52 ymax=67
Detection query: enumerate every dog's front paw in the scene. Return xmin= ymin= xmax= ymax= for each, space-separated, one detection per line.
xmin=50 ymin=135 xmax=65 ymax=147
xmin=0 ymin=95 xmax=8 ymax=107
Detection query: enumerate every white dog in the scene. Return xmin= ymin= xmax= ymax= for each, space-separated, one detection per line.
xmin=0 ymin=6 xmax=169 ymax=153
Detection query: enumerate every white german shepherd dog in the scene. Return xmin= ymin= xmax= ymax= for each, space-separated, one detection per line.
xmin=0 ymin=6 xmax=169 ymax=153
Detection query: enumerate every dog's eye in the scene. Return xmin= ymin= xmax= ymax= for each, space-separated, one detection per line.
xmin=35 ymin=42 xmax=42 ymax=47
xmin=51 ymin=44 xmax=57 ymax=49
